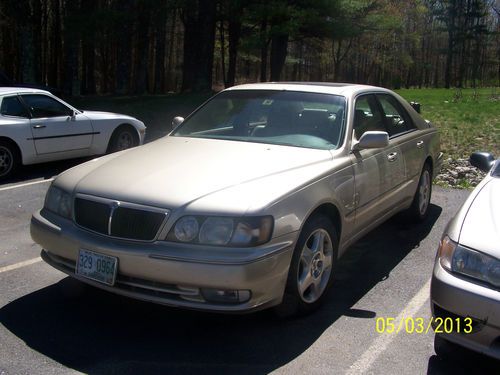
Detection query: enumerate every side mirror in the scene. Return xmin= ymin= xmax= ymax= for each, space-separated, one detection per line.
xmin=172 ymin=116 xmax=184 ymax=130
xmin=410 ymin=101 xmax=421 ymax=113
xmin=470 ymin=152 xmax=495 ymax=173
xmin=352 ymin=131 xmax=389 ymax=151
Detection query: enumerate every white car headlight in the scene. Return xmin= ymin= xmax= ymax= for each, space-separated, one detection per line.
xmin=167 ymin=216 xmax=273 ymax=247
xmin=44 ymin=185 xmax=72 ymax=219
xmin=437 ymin=235 xmax=500 ymax=289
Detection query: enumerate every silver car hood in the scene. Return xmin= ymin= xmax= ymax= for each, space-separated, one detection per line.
xmin=60 ymin=136 xmax=334 ymax=214
xmin=459 ymin=177 xmax=500 ymax=257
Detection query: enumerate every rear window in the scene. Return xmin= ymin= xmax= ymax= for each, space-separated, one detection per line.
xmin=0 ymin=96 xmax=29 ymax=118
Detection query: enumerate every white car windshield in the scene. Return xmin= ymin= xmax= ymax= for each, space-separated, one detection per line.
xmin=172 ymin=90 xmax=346 ymax=150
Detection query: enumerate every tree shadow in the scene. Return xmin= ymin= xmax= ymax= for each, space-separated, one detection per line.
xmin=0 ymin=205 xmax=442 ymax=374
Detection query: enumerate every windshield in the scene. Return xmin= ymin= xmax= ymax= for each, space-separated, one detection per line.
xmin=172 ymin=90 xmax=346 ymax=150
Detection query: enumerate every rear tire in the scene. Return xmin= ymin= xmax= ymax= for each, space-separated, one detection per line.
xmin=274 ymin=214 xmax=338 ymax=318
xmin=0 ymin=140 xmax=20 ymax=180
xmin=107 ymin=125 xmax=138 ymax=153
xmin=406 ymin=163 xmax=432 ymax=222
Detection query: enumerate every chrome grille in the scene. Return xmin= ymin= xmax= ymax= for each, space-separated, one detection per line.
xmin=74 ymin=197 xmax=110 ymax=234
xmin=74 ymin=195 xmax=168 ymax=241
xmin=111 ymin=207 xmax=166 ymax=241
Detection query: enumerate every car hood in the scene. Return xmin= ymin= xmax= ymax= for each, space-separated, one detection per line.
xmin=459 ymin=177 xmax=500 ymax=257
xmin=58 ymin=136 xmax=334 ymax=214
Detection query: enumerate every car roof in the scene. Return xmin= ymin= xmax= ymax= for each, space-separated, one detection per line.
xmin=0 ymin=87 xmax=50 ymax=96
xmin=225 ymin=82 xmax=392 ymax=97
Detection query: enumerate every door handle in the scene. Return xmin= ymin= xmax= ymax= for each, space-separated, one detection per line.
xmin=33 ymin=124 xmax=46 ymax=129
xmin=387 ymin=152 xmax=398 ymax=162
xmin=416 ymin=140 xmax=424 ymax=148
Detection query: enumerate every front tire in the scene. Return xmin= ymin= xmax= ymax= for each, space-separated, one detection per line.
xmin=274 ymin=214 xmax=338 ymax=317
xmin=0 ymin=140 xmax=19 ymax=180
xmin=107 ymin=125 xmax=139 ymax=153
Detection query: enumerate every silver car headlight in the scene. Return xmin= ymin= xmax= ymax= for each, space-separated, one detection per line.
xmin=44 ymin=185 xmax=72 ymax=219
xmin=167 ymin=216 xmax=273 ymax=247
xmin=438 ymin=235 xmax=500 ymax=288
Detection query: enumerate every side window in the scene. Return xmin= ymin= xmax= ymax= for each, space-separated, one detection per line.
xmin=353 ymin=95 xmax=385 ymax=139
xmin=0 ymin=96 xmax=29 ymax=118
xmin=21 ymin=94 xmax=71 ymax=118
xmin=376 ymin=94 xmax=415 ymax=137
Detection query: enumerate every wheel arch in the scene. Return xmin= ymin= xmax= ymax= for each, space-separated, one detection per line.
xmin=304 ymin=202 xmax=342 ymax=249
xmin=106 ymin=123 xmax=140 ymax=152
xmin=0 ymin=136 xmax=22 ymax=163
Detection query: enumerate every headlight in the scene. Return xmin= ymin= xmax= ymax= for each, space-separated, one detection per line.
xmin=167 ymin=216 xmax=273 ymax=247
xmin=44 ymin=185 xmax=72 ymax=219
xmin=437 ymin=235 xmax=500 ymax=288
xmin=174 ymin=216 xmax=199 ymax=242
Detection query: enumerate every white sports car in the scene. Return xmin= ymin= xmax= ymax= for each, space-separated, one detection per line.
xmin=0 ymin=88 xmax=146 ymax=179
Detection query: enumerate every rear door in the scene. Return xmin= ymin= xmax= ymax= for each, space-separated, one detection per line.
xmin=21 ymin=94 xmax=94 ymax=155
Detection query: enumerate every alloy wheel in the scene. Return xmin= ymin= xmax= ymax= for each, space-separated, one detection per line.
xmin=418 ymin=169 xmax=431 ymax=215
xmin=297 ymin=228 xmax=333 ymax=303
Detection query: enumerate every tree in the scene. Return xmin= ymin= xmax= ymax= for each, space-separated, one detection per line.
xmin=180 ymin=0 xmax=217 ymax=92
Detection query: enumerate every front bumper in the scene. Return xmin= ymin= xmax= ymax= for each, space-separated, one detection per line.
xmin=430 ymin=259 xmax=500 ymax=359
xmin=31 ymin=209 xmax=296 ymax=313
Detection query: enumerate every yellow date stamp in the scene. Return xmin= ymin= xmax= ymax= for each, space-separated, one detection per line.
xmin=375 ymin=317 xmax=473 ymax=334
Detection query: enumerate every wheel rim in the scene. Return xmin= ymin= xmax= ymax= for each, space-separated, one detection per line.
xmin=0 ymin=146 xmax=13 ymax=177
xmin=297 ymin=228 xmax=333 ymax=303
xmin=418 ymin=170 xmax=431 ymax=215
xmin=116 ymin=131 xmax=134 ymax=150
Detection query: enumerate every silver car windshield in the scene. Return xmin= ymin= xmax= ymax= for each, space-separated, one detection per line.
xmin=172 ymin=90 xmax=346 ymax=150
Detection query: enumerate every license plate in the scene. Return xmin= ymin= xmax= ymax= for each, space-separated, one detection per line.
xmin=76 ymin=249 xmax=117 ymax=286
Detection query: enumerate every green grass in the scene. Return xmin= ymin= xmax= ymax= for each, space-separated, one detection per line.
xmin=68 ymin=88 xmax=499 ymax=161
xmin=396 ymin=88 xmax=500 ymax=160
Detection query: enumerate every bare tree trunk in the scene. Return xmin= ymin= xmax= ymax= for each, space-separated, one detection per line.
xmin=219 ymin=18 xmax=227 ymax=87
xmin=115 ymin=0 xmax=133 ymax=95
xmin=226 ymin=17 xmax=241 ymax=87
xmin=259 ymin=18 xmax=268 ymax=82
xmin=181 ymin=0 xmax=217 ymax=92
xmin=270 ymin=33 xmax=288 ymax=81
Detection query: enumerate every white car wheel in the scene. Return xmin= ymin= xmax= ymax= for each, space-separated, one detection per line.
xmin=108 ymin=126 xmax=138 ymax=153
xmin=0 ymin=141 xmax=19 ymax=180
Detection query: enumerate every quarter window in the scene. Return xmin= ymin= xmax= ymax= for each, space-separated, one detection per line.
xmin=0 ymin=96 xmax=29 ymax=118
xmin=21 ymin=94 xmax=72 ymax=118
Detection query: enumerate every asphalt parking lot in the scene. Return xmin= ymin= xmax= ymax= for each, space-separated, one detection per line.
xmin=0 ymin=161 xmax=498 ymax=375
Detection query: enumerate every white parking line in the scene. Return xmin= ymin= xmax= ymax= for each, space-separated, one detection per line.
xmin=346 ymin=278 xmax=432 ymax=374
xmin=0 ymin=258 xmax=42 ymax=274
xmin=0 ymin=178 xmax=53 ymax=192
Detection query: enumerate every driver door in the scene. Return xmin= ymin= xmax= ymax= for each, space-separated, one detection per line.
xmin=21 ymin=94 xmax=94 ymax=155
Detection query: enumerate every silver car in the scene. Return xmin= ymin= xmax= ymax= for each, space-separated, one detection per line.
xmin=431 ymin=152 xmax=500 ymax=359
xmin=31 ymin=83 xmax=442 ymax=316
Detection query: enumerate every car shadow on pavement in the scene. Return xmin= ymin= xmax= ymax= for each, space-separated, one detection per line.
xmin=0 ymin=158 xmax=91 ymax=187
xmin=427 ymin=343 xmax=499 ymax=374
xmin=1 ymin=205 xmax=443 ymax=374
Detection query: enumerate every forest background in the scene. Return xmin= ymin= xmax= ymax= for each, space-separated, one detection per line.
xmin=0 ymin=0 xmax=499 ymax=96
